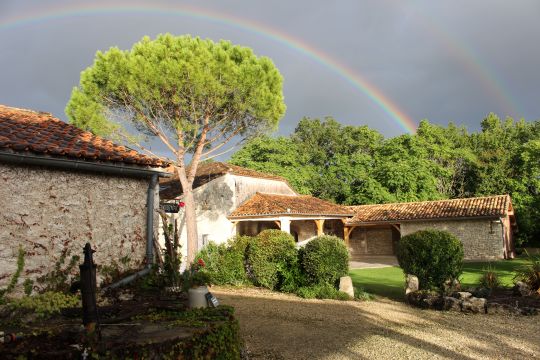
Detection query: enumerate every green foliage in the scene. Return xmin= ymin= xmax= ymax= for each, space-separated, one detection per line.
xmin=37 ymin=250 xmax=80 ymax=293
xmin=478 ymin=264 xmax=501 ymax=289
xmin=181 ymin=258 xmax=212 ymax=291
xmin=159 ymin=214 xmax=182 ymax=288
xmin=0 ymin=246 xmax=25 ymax=303
xmin=23 ymin=278 xmax=34 ymax=296
xmin=397 ymin=230 xmax=464 ymax=290
xmin=195 ymin=236 xmax=251 ymax=286
xmin=99 ymin=255 xmax=137 ymax=287
xmin=302 ymin=235 xmax=349 ymax=285
xmin=246 ymin=230 xmax=297 ymax=290
xmin=66 ymin=33 xmax=286 ymax=151
xmin=513 ymin=251 xmax=540 ymax=290
xmin=295 ymin=283 xmax=350 ymax=300
xmin=10 ymin=291 xmax=80 ymax=318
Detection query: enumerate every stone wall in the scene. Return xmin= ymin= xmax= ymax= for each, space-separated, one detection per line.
xmin=0 ymin=163 xmax=158 ymax=289
xmin=349 ymin=227 xmax=395 ymax=259
xmin=400 ymin=218 xmax=505 ymax=260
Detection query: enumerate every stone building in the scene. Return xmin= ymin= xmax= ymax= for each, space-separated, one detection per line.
xmin=161 ymin=162 xmax=516 ymax=261
xmin=0 ymin=105 xmax=170 ymax=289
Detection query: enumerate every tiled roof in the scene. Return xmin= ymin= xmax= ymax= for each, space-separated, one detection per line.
xmin=229 ymin=192 xmax=354 ymax=218
xmin=0 ymin=105 xmax=167 ymax=167
xmin=159 ymin=162 xmax=290 ymax=199
xmin=346 ymin=195 xmax=511 ymax=224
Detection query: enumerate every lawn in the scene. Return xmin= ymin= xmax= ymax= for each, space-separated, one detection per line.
xmin=350 ymin=257 xmax=529 ymax=301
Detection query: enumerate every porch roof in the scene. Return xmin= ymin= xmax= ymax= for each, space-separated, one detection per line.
xmin=228 ymin=192 xmax=354 ymax=219
xmin=346 ymin=195 xmax=512 ymax=225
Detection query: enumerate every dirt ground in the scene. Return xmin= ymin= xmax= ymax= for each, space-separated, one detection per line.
xmin=212 ymin=287 xmax=540 ymax=360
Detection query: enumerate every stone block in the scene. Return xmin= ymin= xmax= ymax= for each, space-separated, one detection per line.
xmin=443 ymin=296 xmax=462 ymax=311
xmin=405 ymin=274 xmax=419 ymax=295
xmin=461 ymin=297 xmax=486 ymax=313
xmin=513 ymin=281 xmax=531 ymax=297
xmin=453 ymin=291 xmax=473 ymax=300
xmin=339 ymin=276 xmax=354 ymax=298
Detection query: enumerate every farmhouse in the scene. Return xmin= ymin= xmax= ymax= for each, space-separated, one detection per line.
xmin=160 ymin=162 xmax=516 ymax=261
xmin=0 ymin=105 xmax=170 ymax=288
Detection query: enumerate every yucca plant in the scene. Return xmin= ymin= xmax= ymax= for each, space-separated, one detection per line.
xmin=479 ymin=263 xmax=500 ymax=290
xmin=513 ymin=251 xmax=540 ymax=292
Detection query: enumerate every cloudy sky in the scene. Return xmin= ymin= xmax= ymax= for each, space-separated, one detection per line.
xmin=1 ymin=0 xmax=539 ymax=142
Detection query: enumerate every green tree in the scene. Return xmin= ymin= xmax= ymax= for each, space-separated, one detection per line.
xmin=66 ymin=34 xmax=286 ymax=263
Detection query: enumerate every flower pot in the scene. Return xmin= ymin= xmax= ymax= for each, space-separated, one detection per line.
xmin=188 ymin=285 xmax=209 ymax=308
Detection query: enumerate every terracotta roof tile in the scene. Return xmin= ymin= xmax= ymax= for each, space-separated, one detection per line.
xmin=0 ymin=105 xmax=168 ymax=167
xmin=159 ymin=162 xmax=291 ymax=199
xmin=229 ymin=192 xmax=354 ymax=218
xmin=346 ymin=195 xmax=511 ymax=224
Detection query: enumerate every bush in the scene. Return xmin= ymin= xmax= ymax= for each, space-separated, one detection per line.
xmin=479 ymin=264 xmax=500 ymax=289
xmin=10 ymin=291 xmax=80 ymax=318
xmin=397 ymin=229 xmax=464 ymax=291
xmin=296 ymin=283 xmax=350 ymax=300
xmin=195 ymin=236 xmax=251 ymax=286
xmin=514 ymin=251 xmax=540 ymax=291
xmin=246 ymin=230 xmax=298 ymax=290
xmin=302 ymin=235 xmax=349 ymax=285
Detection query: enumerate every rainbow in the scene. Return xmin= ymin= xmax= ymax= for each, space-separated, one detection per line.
xmin=0 ymin=2 xmax=419 ymax=133
xmin=407 ymin=6 xmax=519 ymax=118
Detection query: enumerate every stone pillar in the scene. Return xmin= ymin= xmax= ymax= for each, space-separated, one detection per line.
xmin=314 ymin=219 xmax=325 ymax=236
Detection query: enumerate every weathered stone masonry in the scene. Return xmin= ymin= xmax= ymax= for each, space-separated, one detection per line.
xmin=401 ymin=219 xmax=505 ymax=260
xmin=0 ymin=163 xmax=158 ymax=288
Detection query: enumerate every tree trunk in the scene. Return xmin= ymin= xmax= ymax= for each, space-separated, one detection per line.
xmin=183 ymin=187 xmax=198 ymax=265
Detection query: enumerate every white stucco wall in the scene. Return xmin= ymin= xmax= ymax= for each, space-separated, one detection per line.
xmin=159 ymin=173 xmax=297 ymax=266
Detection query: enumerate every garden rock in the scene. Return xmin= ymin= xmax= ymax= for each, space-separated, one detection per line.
xmin=443 ymin=296 xmax=461 ymax=311
xmin=513 ymin=281 xmax=531 ymax=297
xmin=453 ymin=291 xmax=473 ymax=300
xmin=461 ymin=297 xmax=486 ymax=313
xmin=405 ymin=274 xmax=419 ymax=295
xmin=339 ymin=276 xmax=354 ymax=298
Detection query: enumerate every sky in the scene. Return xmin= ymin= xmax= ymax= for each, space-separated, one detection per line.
xmin=1 ymin=0 xmax=539 ymax=145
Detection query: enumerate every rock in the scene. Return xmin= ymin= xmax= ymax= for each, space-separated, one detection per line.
xmin=453 ymin=291 xmax=473 ymax=300
xmin=472 ymin=287 xmax=491 ymax=298
xmin=443 ymin=296 xmax=462 ymax=311
xmin=513 ymin=281 xmax=531 ymax=297
xmin=405 ymin=274 xmax=419 ymax=295
xmin=339 ymin=276 xmax=354 ymax=298
xmin=461 ymin=297 xmax=486 ymax=314
xmin=118 ymin=290 xmax=134 ymax=302
xmin=486 ymin=302 xmax=511 ymax=315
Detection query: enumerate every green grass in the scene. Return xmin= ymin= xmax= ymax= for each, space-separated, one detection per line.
xmin=350 ymin=258 xmax=529 ymax=301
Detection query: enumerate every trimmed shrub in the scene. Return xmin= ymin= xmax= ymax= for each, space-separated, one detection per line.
xmin=397 ymin=229 xmax=464 ymax=290
xmin=246 ymin=230 xmax=297 ymax=290
xmin=195 ymin=236 xmax=252 ymax=286
xmin=302 ymin=235 xmax=349 ymax=285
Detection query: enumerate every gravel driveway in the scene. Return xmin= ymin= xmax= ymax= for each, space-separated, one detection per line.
xmin=212 ymin=287 xmax=540 ymax=360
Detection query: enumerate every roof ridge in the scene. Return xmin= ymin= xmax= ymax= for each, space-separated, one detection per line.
xmin=353 ymin=195 xmax=508 ymax=208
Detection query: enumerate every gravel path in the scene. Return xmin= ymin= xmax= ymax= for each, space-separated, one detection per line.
xmin=212 ymin=287 xmax=540 ymax=360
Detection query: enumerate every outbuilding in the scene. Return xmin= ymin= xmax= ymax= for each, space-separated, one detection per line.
xmin=0 ymin=105 xmax=170 ymax=289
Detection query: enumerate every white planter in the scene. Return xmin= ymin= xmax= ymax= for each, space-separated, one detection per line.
xmin=188 ymin=285 xmax=209 ymax=308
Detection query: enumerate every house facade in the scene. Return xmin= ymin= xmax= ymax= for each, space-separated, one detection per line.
xmin=0 ymin=105 xmax=169 ymax=289
xmin=160 ymin=162 xmax=516 ymax=261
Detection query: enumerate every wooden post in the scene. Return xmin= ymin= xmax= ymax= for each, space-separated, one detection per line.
xmin=314 ymin=219 xmax=325 ymax=236
xmin=343 ymin=226 xmax=351 ymax=249
xmin=274 ymin=220 xmax=281 ymax=229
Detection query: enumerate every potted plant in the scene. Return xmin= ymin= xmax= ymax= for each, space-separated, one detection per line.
xmin=183 ymin=258 xmax=211 ymax=308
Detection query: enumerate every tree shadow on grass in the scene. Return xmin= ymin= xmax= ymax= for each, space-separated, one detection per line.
xmin=213 ymin=288 xmax=540 ymax=359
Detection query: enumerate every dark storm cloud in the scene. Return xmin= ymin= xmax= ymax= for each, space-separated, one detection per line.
xmin=1 ymin=0 xmax=539 ymax=147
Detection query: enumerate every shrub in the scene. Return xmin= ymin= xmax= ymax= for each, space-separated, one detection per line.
xmin=514 ymin=251 xmax=540 ymax=291
xmin=397 ymin=229 xmax=464 ymax=291
xmin=296 ymin=283 xmax=350 ymax=300
xmin=479 ymin=264 xmax=500 ymax=289
xmin=246 ymin=230 xmax=297 ymax=290
xmin=10 ymin=291 xmax=80 ymax=318
xmin=195 ymin=236 xmax=252 ymax=286
xmin=0 ymin=246 xmax=25 ymax=303
xmin=302 ymin=235 xmax=349 ymax=285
